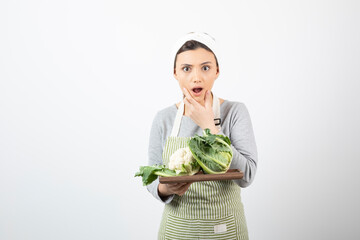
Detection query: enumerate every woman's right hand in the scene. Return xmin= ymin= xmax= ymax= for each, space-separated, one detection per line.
xmin=158 ymin=182 xmax=192 ymax=197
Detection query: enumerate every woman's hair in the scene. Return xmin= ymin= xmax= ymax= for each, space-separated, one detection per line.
xmin=173 ymin=40 xmax=219 ymax=69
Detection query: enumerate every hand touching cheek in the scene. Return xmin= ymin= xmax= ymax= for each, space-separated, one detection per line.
xmin=182 ymin=88 xmax=219 ymax=134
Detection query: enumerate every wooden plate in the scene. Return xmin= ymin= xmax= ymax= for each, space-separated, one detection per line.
xmin=159 ymin=169 xmax=243 ymax=184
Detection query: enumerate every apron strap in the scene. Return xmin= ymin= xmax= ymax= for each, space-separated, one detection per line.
xmin=213 ymin=95 xmax=221 ymax=131
xmin=170 ymin=101 xmax=185 ymax=137
xmin=170 ymin=94 xmax=221 ymax=137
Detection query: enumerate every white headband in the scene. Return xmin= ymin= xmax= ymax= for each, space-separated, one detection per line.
xmin=171 ymin=32 xmax=219 ymax=68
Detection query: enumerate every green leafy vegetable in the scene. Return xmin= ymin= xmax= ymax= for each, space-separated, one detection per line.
xmin=135 ymin=129 xmax=233 ymax=186
xmin=188 ymin=128 xmax=233 ymax=174
xmin=134 ymin=165 xmax=177 ymax=186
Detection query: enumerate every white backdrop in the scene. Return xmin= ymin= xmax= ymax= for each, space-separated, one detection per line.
xmin=1 ymin=0 xmax=360 ymax=239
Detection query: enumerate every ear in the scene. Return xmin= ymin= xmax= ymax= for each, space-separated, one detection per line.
xmin=173 ymin=68 xmax=179 ymax=81
xmin=215 ymin=67 xmax=220 ymax=79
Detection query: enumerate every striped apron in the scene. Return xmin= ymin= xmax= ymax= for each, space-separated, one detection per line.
xmin=158 ymin=95 xmax=249 ymax=240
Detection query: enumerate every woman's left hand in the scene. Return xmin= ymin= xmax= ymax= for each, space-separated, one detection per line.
xmin=182 ymin=88 xmax=219 ymax=134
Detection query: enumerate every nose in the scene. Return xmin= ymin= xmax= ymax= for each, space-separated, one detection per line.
xmin=192 ymin=68 xmax=202 ymax=83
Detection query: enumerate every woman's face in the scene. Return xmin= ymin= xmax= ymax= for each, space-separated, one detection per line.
xmin=174 ymin=48 xmax=219 ymax=106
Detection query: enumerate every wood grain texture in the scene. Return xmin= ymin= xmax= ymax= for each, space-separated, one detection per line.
xmin=159 ymin=169 xmax=243 ymax=183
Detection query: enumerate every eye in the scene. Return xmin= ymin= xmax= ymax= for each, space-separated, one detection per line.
xmin=182 ymin=66 xmax=190 ymax=72
xmin=202 ymin=66 xmax=210 ymax=71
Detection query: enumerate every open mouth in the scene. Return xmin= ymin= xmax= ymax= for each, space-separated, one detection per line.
xmin=192 ymin=88 xmax=203 ymax=94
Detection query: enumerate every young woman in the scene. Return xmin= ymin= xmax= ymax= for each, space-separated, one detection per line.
xmin=146 ymin=32 xmax=258 ymax=240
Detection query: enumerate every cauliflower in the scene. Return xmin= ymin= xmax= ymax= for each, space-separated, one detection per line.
xmin=169 ymin=147 xmax=200 ymax=175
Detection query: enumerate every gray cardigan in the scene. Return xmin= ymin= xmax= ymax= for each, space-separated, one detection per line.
xmin=146 ymin=100 xmax=258 ymax=203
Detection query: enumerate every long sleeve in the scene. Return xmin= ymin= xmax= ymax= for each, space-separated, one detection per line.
xmin=144 ymin=101 xmax=258 ymax=203
xmin=219 ymin=103 xmax=258 ymax=188
xmin=146 ymin=112 xmax=175 ymax=203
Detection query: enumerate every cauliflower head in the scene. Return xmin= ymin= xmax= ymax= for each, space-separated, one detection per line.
xmin=169 ymin=147 xmax=200 ymax=175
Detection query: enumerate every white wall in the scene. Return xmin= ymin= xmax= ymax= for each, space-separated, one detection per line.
xmin=1 ymin=0 xmax=359 ymax=239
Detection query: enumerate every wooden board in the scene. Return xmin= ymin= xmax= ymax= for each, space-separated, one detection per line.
xmin=159 ymin=169 xmax=243 ymax=184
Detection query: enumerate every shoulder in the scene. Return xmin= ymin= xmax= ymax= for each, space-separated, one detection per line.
xmin=221 ymin=100 xmax=249 ymax=115
xmin=151 ymin=104 xmax=177 ymax=130
xmin=220 ymin=100 xmax=254 ymax=133
xmin=154 ymin=104 xmax=177 ymax=120
xmin=221 ymin=100 xmax=253 ymax=127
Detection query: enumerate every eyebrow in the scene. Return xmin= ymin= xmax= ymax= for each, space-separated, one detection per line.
xmin=180 ymin=61 xmax=213 ymax=67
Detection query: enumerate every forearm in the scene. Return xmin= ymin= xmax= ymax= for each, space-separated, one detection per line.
xmin=217 ymin=124 xmax=257 ymax=188
xmin=147 ymin=178 xmax=174 ymax=203
xmin=229 ymin=146 xmax=257 ymax=187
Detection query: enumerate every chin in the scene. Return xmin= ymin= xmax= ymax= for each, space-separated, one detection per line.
xmin=193 ymin=95 xmax=205 ymax=103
